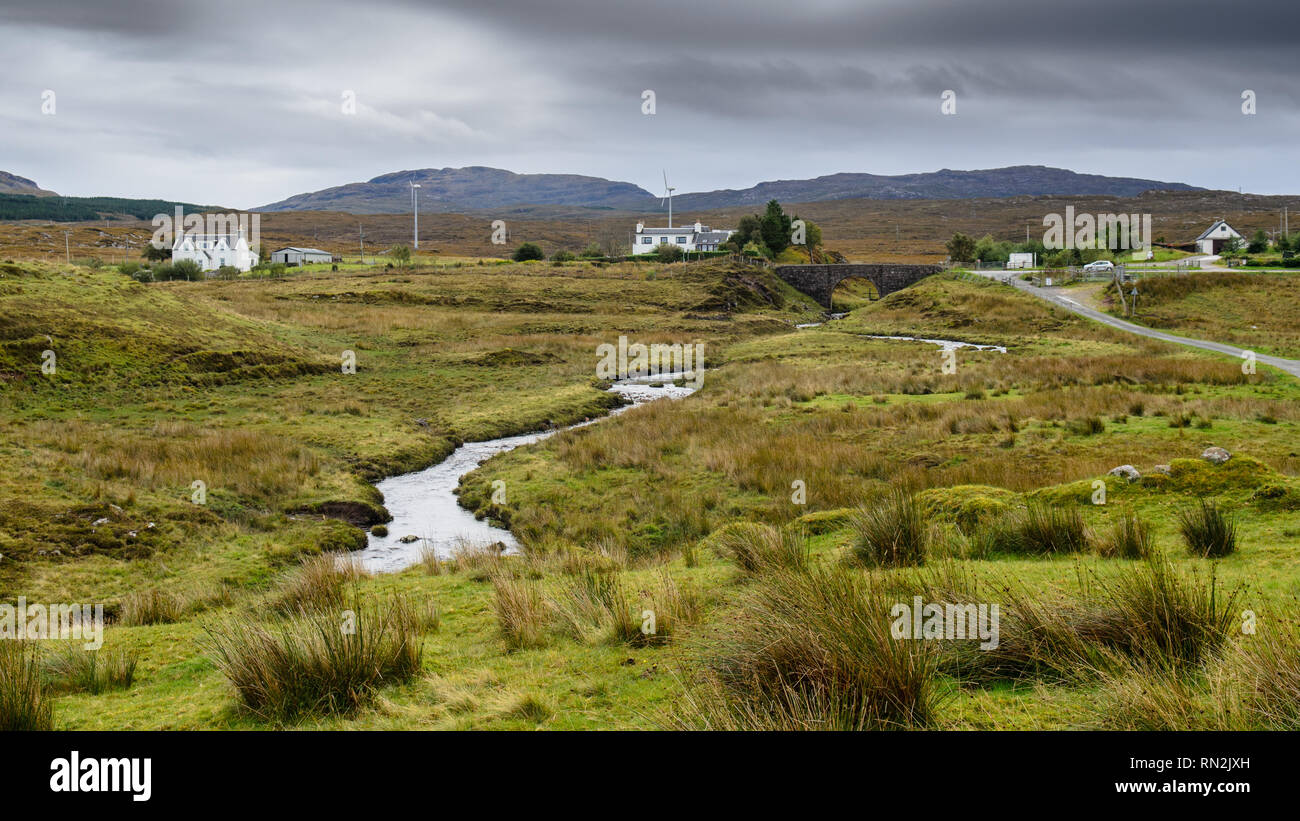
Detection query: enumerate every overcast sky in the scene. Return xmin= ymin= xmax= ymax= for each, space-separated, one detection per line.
xmin=2 ymin=0 xmax=1297 ymax=208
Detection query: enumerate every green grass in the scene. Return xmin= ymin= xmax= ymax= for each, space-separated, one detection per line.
xmin=5 ymin=260 xmax=1300 ymax=731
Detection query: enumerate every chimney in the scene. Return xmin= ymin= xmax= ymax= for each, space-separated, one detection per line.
xmin=636 ymin=222 xmax=644 ymax=233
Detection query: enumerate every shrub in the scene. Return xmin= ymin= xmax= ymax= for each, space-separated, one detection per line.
xmin=171 ymin=258 xmax=203 ymax=281
xmin=1097 ymin=509 xmax=1154 ymax=559
xmin=0 ymin=642 xmax=52 ymax=731
xmin=550 ymin=250 xmax=576 ymax=263
xmin=850 ymin=490 xmax=928 ymax=567
xmin=203 ymin=596 xmax=423 ymax=721
xmin=370 ymin=524 xmax=388 ymax=537
xmin=43 ymin=647 xmax=138 ymax=695
xmin=512 ymin=242 xmax=544 ymax=262
xmin=1177 ymin=500 xmax=1237 ymax=557
xmin=655 ymin=243 xmax=684 ymax=263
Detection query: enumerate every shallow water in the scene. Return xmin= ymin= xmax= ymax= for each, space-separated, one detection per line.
xmin=360 ymin=373 xmax=697 ymax=573
xmin=361 ymin=317 xmax=1006 ymax=573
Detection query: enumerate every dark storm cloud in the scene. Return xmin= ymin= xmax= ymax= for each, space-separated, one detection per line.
xmin=1 ymin=0 xmax=1297 ymax=205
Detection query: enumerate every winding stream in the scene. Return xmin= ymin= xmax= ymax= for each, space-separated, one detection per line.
xmin=360 ymin=374 xmax=696 ymax=572
xmin=361 ymin=320 xmax=1005 ymax=573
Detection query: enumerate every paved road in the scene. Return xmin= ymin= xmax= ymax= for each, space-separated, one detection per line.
xmin=972 ymin=271 xmax=1300 ymax=380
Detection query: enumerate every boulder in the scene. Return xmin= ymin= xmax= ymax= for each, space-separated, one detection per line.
xmin=1108 ymin=464 xmax=1141 ymax=482
xmin=1150 ymin=464 xmax=1172 ymax=475
xmin=398 ymin=534 xmax=419 ymax=544
xmin=1201 ymin=447 xmax=1231 ymax=465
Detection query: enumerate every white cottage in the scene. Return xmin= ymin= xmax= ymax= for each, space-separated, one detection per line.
xmin=172 ymin=229 xmax=258 ymax=272
xmin=633 ymin=221 xmax=733 ymax=255
xmin=1194 ymin=220 xmax=1243 ymax=255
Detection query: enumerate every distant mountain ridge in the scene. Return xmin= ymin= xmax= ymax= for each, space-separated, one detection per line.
xmin=257 ymin=164 xmax=1205 ymax=215
xmin=0 ymin=171 xmax=56 ymax=196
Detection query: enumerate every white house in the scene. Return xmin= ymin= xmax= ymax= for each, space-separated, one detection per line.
xmin=1195 ymin=219 xmax=1243 ymax=255
xmin=172 ymin=229 xmax=258 ymax=273
xmin=270 ymin=247 xmax=333 ymax=266
xmin=632 ymin=221 xmax=733 ymax=255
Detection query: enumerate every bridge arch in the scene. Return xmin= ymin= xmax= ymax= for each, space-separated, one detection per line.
xmin=773 ymin=264 xmax=943 ymax=309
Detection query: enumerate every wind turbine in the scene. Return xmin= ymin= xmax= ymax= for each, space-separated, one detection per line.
xmin=661 ymin=170 xmax=675 ymax=229
xmin=409 ymin=180 xmax=421 ymax=250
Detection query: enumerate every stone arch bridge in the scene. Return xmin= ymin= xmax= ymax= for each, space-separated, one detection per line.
xmin=774 ymin=264 xmax=943 ymax=308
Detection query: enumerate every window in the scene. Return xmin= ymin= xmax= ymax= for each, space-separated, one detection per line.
xmin=641 ymin=237 xmax=652 ymax=244
xmin=676 ymin=236 xmax=687 ymax=244
xmin=659 ymin=237 xmax=668 ymax=244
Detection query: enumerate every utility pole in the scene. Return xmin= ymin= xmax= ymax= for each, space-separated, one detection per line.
xmin=358 ymin=223 xmax=365 ymax=263
xmin=64 ymin=231 xmax=70 ymax=263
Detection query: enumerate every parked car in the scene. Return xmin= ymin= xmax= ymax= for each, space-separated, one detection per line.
xmin=1083 ymin=260 xmax=1115 ymax=272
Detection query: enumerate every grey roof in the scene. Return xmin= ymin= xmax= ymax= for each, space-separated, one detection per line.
xmin=1195 ymin=220 xmax=1240 ymax=241
xmin=695 ymin=231 xmax=731 ymax=242
xmin=273 ymin=247 xmax=332 ymax=255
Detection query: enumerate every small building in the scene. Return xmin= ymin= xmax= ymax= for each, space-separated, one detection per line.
xmin=172 ymin=230 xmax=258 ymax=273
xmin=1194 ymin=220 xmax=1243 ymax=255
xmin=1006 ymin=252 xmax=1036 ymax=269
xmin=270 ymin=247 xmax=333 ymax=266
xmin=633 ymin=221 xmax=734 ymax=254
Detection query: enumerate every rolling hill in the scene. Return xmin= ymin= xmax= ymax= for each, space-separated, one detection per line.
xmin=256 ymin=165 xmax=1204 ymax=215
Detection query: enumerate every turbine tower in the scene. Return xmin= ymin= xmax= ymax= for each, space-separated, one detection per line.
xmin=661 ymin=170 xmax=676 ymax=229
xmin=410 ymin=180 xmax=421 ymax=250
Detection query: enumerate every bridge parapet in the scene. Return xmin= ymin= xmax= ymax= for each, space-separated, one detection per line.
xmin=774 ymin=264 xmax=943 ymax=308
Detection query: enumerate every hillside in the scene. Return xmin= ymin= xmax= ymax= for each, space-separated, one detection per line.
xmin=256 ymin=165 xmax=1205 ymax=215
xmin=0 ymin=171 xmax=56 ymax=196
xmin=257 ymin=166 xmax=657 ymax=214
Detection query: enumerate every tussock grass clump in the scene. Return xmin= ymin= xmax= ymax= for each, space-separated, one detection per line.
xmin=276 ymin=553 xmax=367 ymax=613
xmin=1097 ymin=509 xmax=1154 ymax=559
xmin=120 ymin=589 xmax=185 ymax=626
xmin=203 ymin=596 xmax=423 ymax=722
xmin=1177 ymin=500 xmax=1238 ymax=558
xmin=1235 ymin=624 xmax=1300 ymax=729
xmin=449 ymin=540 xmax=506 ymax=580
xmin=942 ymin=556 xmax=1237 ymax=684
xmin=43 ymin=647 xmax=138 ymax=695
xmin=504 ymin=692 xmax=556 ymax=725
xmin=1095 ymin=662 xmax=1230 ymax=730
xmin=850 ymin=490 xmax=928 ymax=567
xmin=1017 ymin=501 xmax=1089 ymax=555
xmin=491 ymin=570 xmax=549 ymax=651
xmin=547 ymin=567 xmax=701 ymax=647
xmin=0 ymin=642 xmax=53 ymax=731
xmin=417 ymin=543 xmax=444 ymax=575
xmin=706 ymin=522 xmax=810 ymax=574
xmin=976 ymin=502 xmax=1089 ymax=556
xmin=684 ymin=565 xmax=942 ymax=730
xmin=1082 ymin=555 xmax=1237 ymax=670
